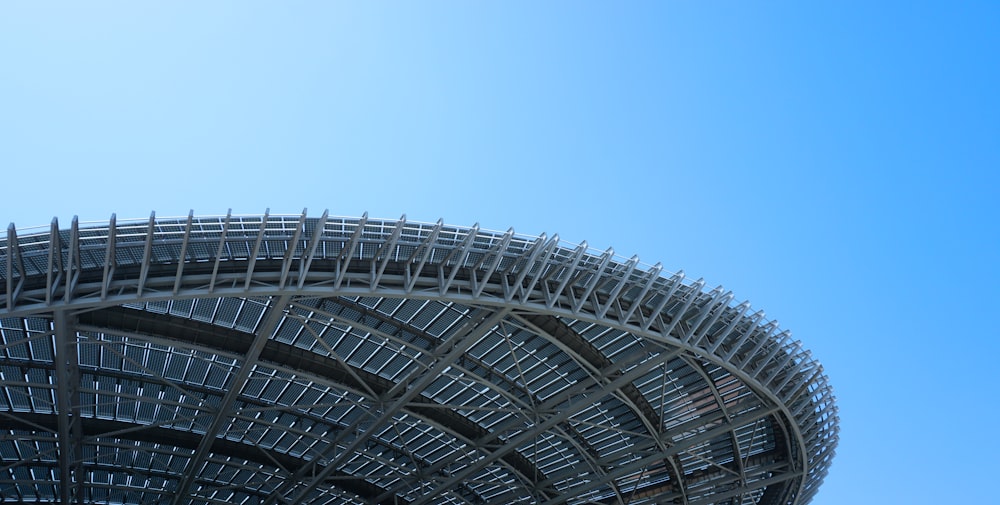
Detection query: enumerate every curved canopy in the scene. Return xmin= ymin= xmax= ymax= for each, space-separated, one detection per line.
xmin=0 ymin=212 xmax=837 ymax=505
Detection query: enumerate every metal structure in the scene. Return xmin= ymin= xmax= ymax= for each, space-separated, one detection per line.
xmin=0 ymin=211 xmax=837 ymax=505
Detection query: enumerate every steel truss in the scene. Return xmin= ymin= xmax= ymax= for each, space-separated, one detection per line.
xmin=0 ymin=212 xmax=838 ymax=505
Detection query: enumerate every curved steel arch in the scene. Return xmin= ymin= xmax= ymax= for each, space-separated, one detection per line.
xmin=0 ymin=212 xmax=838 ymax=505
xmin=76 ymin=304 xmax=552 ymax=504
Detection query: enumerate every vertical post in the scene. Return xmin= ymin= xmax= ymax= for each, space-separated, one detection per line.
xmin=53 ymin=310 xmax=83 ymax=504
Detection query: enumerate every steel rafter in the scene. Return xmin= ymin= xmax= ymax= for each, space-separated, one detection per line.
xmin=406 ymin=342 xmax=694 ymax=505
xmin=72 ymin=304 xmax=543 ymax=482
xmin=291 ymin=298 xmax=561 ymax=489
xmin=53 ymin=310 xmax=84 ymax=505
xmin=267 ymin=307 xmax=513 ymax=505
xmin=170 ymin=294 xmax=293 ymax=505
xmin=0 ymin=413 xmax=400 ymax=505
xmin=512 ymin=313 xmax=690 ymax=505
xmin=75 ymin=300 xmax=514 ymax=503
xmin=301 ymin=298 xmax=612 ymax=503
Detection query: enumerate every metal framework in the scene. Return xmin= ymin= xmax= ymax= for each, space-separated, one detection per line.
xmin=0 ymin=211 xmax=838 ymax=505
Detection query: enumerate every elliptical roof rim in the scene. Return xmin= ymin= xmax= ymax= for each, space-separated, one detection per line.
xmin=6 ymin=211 xmax=671 ymax=281
xmin=1 ymin=211 xmax=802 ymax=328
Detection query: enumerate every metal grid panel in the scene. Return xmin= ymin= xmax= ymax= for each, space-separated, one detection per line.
xmin=0 ymin=214 xmax=837 ymax=505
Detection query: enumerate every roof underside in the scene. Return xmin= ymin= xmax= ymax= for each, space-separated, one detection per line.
xmin=0 ymin=212 xmax=838 ymax=505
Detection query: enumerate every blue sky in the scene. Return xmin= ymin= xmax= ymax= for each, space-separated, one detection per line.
xmin=2 ymin=3 xmax=998 ymax=503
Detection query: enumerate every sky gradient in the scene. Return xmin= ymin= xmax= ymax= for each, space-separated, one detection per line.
xmin=3 ymin=3 xmax=999 ymax=503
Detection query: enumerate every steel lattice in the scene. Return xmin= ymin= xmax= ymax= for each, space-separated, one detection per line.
xmin=0 ymin=212 xmax=838 ymax=505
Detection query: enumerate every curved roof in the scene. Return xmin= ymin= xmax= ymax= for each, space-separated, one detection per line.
xmin=0 ymin=211 xmax=837 ymax=505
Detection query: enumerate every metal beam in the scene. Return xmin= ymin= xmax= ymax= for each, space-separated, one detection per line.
xmin=404 ymin=219 xmax=443 ymax=293
xmin=297 ymin=209 xmax=329 ymax=290
xmin=536 ymin=405 xmax=783 ymax=505
xmin=595 ymin=254 xmax=638 ymax=319
xmin=170 ymin=294 xmax=293 ymax=505
xmin=136 ymin=213 xmax=155 ymax=297
xmin=546 ymin=242 xmax=586 ymax=309
xmin=679 ymin=356 xmax=747 ymax=499
xmin=370 ymin=215 xmax=405 ymax=290
xmin=437 ymin=223 xmax=479 ymax=295
xmin=516 ymin=234 xmax=557 ymax=305
xmin=279 ymin=211 xmax=307 ymax=290
xmin=312 ymin=301 xmax=579 ymax=503
xmin=271 ymin=307 xmax=511 ymax=505
xmin=243 ymin=209 xmax=270 ymax=291
xmin=53 ymin=310 xmax=83 ymax=505
xmin=471 ymin=228 xmax=512 ymax=298
xmin=173 ymin=211 xmax=194 ymax=295
xmin=207 ymin=210 xmax=233 ymax=293
xmin=334 ymin=212 xmax=368 ymax=291
xmin=408 ymin=343 xmax=689 ymax=505
xmin=513 ymin=313 xmax=689 ymax=504
xmin=64 ymin=217 xmax=81 ymax=303
xmin=100 ymin=214 xmax=116 ymax=300
xmin=0 ymin=413 xmax=408 ymax=505
xmin=571 ymin=247 xmax=612 ymax=314
xmin=4 ymin=223 xmax=17 ymax=311
xmin=46 ymin=218 xmax=63 ymax=304
xmin=77 ymin=304 xmax=531 ymax=505
xmin=640 ymin=273 xmax=687 ymax=333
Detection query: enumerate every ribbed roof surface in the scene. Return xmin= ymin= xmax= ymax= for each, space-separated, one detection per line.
xmin=0 ymin=212 xmax=837 ymax=505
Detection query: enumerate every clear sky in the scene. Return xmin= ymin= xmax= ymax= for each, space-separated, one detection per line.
xmin=2 ymin=3 xmax=998 ymax=504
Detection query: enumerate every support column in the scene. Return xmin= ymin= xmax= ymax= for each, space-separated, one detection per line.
xmin=53 ymin=310 xmax=84 ymax=505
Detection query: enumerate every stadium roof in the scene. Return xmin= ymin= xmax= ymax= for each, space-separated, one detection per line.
xmin=0 ymin=211 xmax=838 ymax=505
